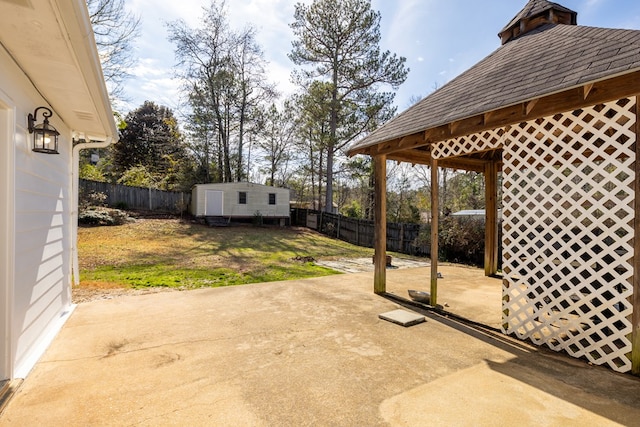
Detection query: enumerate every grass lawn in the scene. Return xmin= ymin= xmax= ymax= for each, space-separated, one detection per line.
xmin=78 ymin=219 xmax=376 ymax=290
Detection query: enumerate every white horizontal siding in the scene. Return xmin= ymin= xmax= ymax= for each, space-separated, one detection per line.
xmin=0 ymin=45 xmax=74 ymax=378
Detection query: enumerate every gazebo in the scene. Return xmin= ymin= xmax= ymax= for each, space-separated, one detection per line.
xmin=348 ymin=0 xmax=640 ymax=374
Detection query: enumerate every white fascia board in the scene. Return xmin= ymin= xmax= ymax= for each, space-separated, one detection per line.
xmin=52 ymin=0 xmax=118 ymax=142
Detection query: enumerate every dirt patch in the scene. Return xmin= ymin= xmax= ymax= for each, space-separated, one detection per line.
xmin=72 ymin=286 xmax=178 ymax=304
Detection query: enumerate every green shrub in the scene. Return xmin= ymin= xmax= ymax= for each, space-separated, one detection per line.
xmin=439 ymin=216 xmax=485 ymax=266
xmin=78 ymin=207 xmax=134 ymax=226
xmin=342 ymin=201 xmax=362 ymax=218
xmin=252 ymin=210 xmax=263 ymax=227
xmin=411 ymin=217 xmax=487 ymax=266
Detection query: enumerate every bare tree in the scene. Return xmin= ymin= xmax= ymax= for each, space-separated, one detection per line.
xmin=258 ymin=101 xmax=297 ymax=186
xmin=87 ymin=0 xmax=140 ymax=103
xmin=168 ymin=0 xmax=275 ymax=183
xmin=233 ymin=27 xmax=277 ymax=181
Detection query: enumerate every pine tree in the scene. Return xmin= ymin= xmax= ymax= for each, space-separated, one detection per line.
xmin=289 ymin=0 xmax=409 ymax=212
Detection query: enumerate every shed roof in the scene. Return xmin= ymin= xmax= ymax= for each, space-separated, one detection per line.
xmin=193 ymin=182 xmax=290 ymax=192
xmin=347 ymin=3 xmax=640 ymax=157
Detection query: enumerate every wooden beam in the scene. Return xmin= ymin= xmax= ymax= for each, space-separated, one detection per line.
xmin=430 ymin=158 xmax=439 ymax=307
xmin=524 ymin=98 xmax=539 ymax=115
xmin=369 ymin=133 xmax=429 ymax=157
xmin=484 ymin=160 xmax=499 ymax=276
xmin=450 ymin=120 xmax=463 ymax=135
xmin=483 ymin=111 xmax=495 ymax=125
xmin=632 ymin=95 xmax=640 ymax=375
xmin=387 ymin=149 xmax=431 ymax=165
xmin=398 ymin=133 xmax=426 ymax=148
xmin=374 ymin=155 xmax=387 ymax=294
xmin=584 ymin=83 xmax=594 ymax=100
xmin=348 ymin=71 xmax=640 ymax=160
xmin=387 ymin=148 xmax=493 ymax=172
xmin=425 ymin=127 xmax=451 ymax=144
xmin=438 ymin=157 xmax=490 ymax=173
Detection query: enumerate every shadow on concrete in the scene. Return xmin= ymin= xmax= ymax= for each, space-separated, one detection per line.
xmin=381 ymin=292 xmax=640 ymax=426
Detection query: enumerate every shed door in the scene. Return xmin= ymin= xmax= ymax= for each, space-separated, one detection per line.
xmin=205 ymin=190 xmax=224 ymax=216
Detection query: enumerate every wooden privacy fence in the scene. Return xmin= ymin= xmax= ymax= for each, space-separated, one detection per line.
xmin=80 ymin=179 xmax=191 ymax=214
xmin=291 ymin=208 xmax=431 ymax=257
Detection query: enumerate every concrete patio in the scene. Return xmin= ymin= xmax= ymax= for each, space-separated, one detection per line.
xmin=317 ymin=259 xmax=503 ymax=329
xmin=2 ymin=267 xmax=640 ymax=426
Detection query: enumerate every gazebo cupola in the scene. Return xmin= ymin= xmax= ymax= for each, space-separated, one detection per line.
xmin=499 ymin=0 xmax=578 ymax=44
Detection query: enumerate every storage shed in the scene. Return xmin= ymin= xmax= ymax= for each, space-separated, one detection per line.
xmin=348 ymin=0 xmax=640 ymax=374
xmin=191 ymin=182 xmax=290 ymax=222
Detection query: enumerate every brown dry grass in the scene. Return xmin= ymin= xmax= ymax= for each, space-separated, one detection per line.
xmin=76 ymin=218 xmax=374 ymax=296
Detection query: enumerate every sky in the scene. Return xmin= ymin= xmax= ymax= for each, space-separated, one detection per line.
xmin=120 ymin=0 xmax=640 ymax=116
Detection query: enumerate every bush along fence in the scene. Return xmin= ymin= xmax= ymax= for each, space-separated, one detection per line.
xmin=291 ymin=208 xmax=502 ymax=268
xmin=80 ymin=179 xmax=191 ymax=214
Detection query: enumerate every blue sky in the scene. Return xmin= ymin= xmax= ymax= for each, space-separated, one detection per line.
xmin=120 ymin=0 xmax=640 ymax=115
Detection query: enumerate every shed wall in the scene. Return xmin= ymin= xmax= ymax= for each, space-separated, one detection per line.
xmin=0 ymin=46 xmax=74 ymax=379
xmin=192 ymin=183 xmax=290 ymax=218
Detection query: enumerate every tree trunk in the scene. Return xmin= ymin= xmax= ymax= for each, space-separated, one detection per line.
xmin=222 ymin=102 xmax=232 ymax=182
xmin=325 ymin=148 xmax=334 ymax=213
xmin=325 ymin=64 xmax=339 ymax=213
xmin=237 ymin=87 xmax=247 ymax=182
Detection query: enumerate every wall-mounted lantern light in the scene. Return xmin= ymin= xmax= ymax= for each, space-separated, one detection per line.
xmin=28 ymin=106 xmax=59 ymax=154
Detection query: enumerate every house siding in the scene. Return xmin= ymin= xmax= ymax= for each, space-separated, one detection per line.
xmin=0 ymin=45 xmax=74 ymax=378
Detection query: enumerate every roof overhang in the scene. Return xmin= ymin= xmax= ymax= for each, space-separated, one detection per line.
xmin=0 ymin=0 xmax=117 ymax=141
xmin=353 ymin=69 xmax=640 ymax=167
xmin=347 ymin=19 xmax=640 ymax=170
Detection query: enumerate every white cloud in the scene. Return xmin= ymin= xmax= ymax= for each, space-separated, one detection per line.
xmin=117 ymin=0 xmax=640 ymax=115
xmin=129 ymin=58 xmax=170 ymax=78
xmin=121 ymin=0 xmax=298 ymax=111
xmin=267 ymin=61 xmax=297 ymax=97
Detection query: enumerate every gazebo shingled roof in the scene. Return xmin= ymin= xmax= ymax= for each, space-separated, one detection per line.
xmin=347 ymin=1 xmax=640 ymax=159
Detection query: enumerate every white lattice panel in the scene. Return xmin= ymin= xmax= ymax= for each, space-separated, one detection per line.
xmin=432 ymin=128 xmax=506 ymax=159
xmin=501 ymin=98 xmax=636 ymax=372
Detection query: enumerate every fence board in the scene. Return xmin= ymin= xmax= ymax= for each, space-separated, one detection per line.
xmin=291 ymin=208 xmax=430 ymax=257
xmin=80 ymin=179 xmax=191 ymax=214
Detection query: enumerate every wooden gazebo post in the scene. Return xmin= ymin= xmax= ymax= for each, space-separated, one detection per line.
xmin=373 ymin=154 xmax=387 ymax=294
xmin=485 ymin=159 xmax=499 ymax=276
xmin=430 ymin=158 xmax=439 ymax=306
xmin=633 ymin=98 xmax=640 ymax=375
